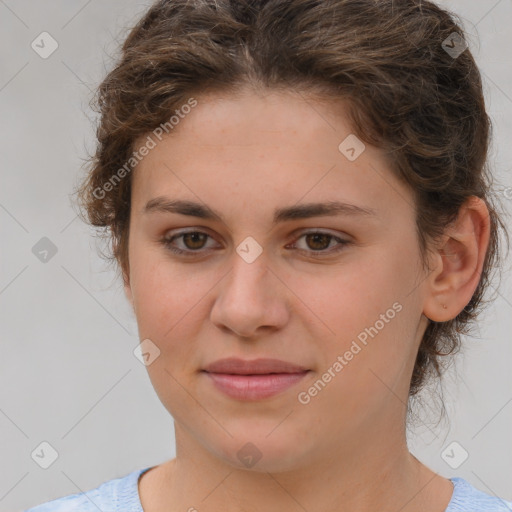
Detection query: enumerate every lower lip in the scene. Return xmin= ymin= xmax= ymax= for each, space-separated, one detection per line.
xmin=203 ymin=371 xmax=310 ymax=400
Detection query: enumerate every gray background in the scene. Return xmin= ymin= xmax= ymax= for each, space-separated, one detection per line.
xmin=0 ymin=1 xmax=511 ymax=511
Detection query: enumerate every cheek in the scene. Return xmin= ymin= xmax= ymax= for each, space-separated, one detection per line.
xmin=130 ymin=257 xmax=210 ymax=416
xmin=131 ymin=250 xmax=207 ymax=335
xmin=301 ymin=243 xmax=421 ymax=388
xmin=306 ymin=249 xmax=415 ymax=341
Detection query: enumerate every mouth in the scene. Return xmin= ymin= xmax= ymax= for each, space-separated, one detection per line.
xmin=202 ymin=357 xmax=309 ymax=375
xmin=201 ymin=358 xmax=311 ymax=400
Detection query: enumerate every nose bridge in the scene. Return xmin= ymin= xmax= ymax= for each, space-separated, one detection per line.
xmin=225 ymin=244 xmax=272 ymax=303
xmin=210 ymin=244 xmax=287 ymax=337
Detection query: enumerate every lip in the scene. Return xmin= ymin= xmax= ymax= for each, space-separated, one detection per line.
xmin=201 ymin=358 xmax=310 ymax=400
xmin=202 ymin=357 xmax=309 ymax=374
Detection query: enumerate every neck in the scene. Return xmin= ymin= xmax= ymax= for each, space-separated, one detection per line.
xmin=153 ymin=421 xmax=453 ymax=512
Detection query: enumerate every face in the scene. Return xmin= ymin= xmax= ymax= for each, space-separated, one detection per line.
xmin=124 ymin=88 xmax=430 ymax=473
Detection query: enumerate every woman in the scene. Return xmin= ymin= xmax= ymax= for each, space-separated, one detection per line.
xmin=26 ymin=0 xmax=511 ymax=510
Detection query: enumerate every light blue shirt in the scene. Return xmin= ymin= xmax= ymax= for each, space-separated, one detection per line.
xmin=24 ymin=466 xmax=512 ymax=511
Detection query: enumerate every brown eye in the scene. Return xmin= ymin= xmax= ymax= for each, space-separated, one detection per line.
xmin=162 ymin=229 xmax=350 ymax=258
xmin=304 ymin=233 xmax=332 ymax=251
xmin=181 ymin=232 xmax=208 ymax=250
xmin=289 ymin=230 xmax=351 ymax=257
xmin=161 ymin=230 xmax=216 ymax=256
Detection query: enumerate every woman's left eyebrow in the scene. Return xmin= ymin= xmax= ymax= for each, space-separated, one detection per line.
xmin=143 ymin=197 xmax=378 ymax=225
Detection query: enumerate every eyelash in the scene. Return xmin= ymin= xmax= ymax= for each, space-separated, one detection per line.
xmin=160 ymin=229 xmax=351 ymax=258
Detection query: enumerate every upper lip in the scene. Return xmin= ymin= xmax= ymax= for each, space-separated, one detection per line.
xmin=202 ymin=358 xmax=309 ymax=375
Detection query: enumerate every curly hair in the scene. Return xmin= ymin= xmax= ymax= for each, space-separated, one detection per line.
xmin=75 ymin=0 xmax=510 ymax=397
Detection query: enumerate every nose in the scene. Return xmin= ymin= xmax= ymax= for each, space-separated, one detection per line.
xmin=210 ymin=251 xmax=290 ymax=339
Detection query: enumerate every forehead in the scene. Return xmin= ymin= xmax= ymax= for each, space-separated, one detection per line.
xmin=130 ymin=89 xmax=414 ymax=223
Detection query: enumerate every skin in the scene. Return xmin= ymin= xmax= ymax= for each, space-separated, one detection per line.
xmin=122 ymin=87 xmax=490 ymax=512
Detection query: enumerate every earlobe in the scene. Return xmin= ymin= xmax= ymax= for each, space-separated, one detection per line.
xmin=124 ymin=282 xmax=133 ymax=305
xmin=422 ymin=196 xmax=490 ymax=322
xmin=123 ymin=267 xmax=133 ymax=307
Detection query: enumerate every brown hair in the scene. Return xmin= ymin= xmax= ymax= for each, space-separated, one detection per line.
xmin=75 ymin=0 xmax=510 ymax=397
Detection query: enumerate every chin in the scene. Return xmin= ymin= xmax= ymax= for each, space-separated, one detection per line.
xmin=209 ymin=430 xmax=312 ymax=474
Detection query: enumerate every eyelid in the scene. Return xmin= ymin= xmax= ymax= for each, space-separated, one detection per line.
xmin=162 ymin=227 xmax=348 ymax=244
xmin=162 ymin=228 xmax=220 ymax=250
xmin=161 ymin=227 xmax=351 ymax=257
xmin=287 ymin=229 xmax=351 ymax=254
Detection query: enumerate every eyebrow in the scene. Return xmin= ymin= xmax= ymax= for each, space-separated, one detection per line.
xmin=143 ymin=197 xmax=377 ymax=224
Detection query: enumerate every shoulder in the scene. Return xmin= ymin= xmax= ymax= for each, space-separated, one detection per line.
xmin=23 ymin=467 xmax=152 ymax=512
xmin=446 ymin=477 xmax=512 ymax=512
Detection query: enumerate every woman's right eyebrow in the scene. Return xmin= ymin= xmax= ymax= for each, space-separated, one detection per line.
xmin=143 ymin=197 xmax=379 ymax=226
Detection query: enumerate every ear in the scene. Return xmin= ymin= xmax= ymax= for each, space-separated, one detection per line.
xmin=422 ymin=196 xmax=491 ymax=322
xmin=122 ymin=264 xmax=134 ymax=308
xmin=124 ymin=280 xmax=133 ymax=306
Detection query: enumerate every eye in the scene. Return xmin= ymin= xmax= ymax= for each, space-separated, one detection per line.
xmin=287 ymin=231 xmax=351 ymax=257
xmin=160 ymin=229 xmax=351 ymax=258
xmin=161 ymin=230 xmax=217 ymax=256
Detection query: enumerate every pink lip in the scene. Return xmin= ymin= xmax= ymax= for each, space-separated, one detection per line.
xmin=203 ymin=371 xmax=309 ymax=400
xmin=201 ymin=358 xmax=310 ymax=400
xmin=202 ymin=357 xmax=308 ymax=374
